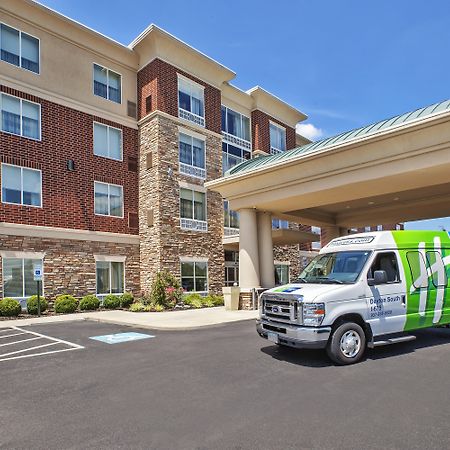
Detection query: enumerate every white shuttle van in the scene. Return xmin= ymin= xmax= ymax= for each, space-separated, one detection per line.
xmin=256 ymin=231 xmax=450 ymax=364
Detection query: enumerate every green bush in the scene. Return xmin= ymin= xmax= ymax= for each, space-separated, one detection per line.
xmin=129 ymin=302 xmax=145 ymax=312
xmin=154 ymin=304 xmax=164 ymax=312
xmin=202 ymin=296 xmax=216 ymax=308
xmin=120 ymin=292 xmax=134 ymax=308
xmin=103 ymin=294 xmax=121 ymax=309
xmin=143 ymin=304 xmax=154 ymax=312
xmin=79 ymin=295 xmax=100 ymax=311
xmin=211 ymin=295 xmax=224 ymax=306
xmin=183 ymin=293 xmax=203 ymax=306
xmin=54 ymin=295 xmax=78 ymax=314
xmin=0 ymin=298 xmax=22 ymax=317
xmin=151 ymin=270 xmax=183 ymax=308
xmin=26 ymin=295 xmax=48 ymax=315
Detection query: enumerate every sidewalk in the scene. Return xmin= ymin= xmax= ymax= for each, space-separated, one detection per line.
xmin=0 ymin=307 xmax=258 ymax=330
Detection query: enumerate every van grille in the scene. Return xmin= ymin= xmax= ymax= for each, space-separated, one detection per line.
xmin=262 ymin=294 xmax=301 ymax=324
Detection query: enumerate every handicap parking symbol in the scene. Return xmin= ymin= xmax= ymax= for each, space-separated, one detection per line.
xmin=89 ymin=332 xmax=155 ymax=344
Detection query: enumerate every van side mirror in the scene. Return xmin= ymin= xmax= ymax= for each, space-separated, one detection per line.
xmin=368 ymin=270 xmax=388 ymax=286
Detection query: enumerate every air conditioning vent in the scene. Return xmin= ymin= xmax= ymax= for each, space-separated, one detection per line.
xmin=127 ymin=101 xmax=137 ymax=118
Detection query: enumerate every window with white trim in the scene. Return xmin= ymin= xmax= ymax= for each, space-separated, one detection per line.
xmin=272 ymin=218 xmax=289 ymax=229
xmin=178 ymin=76 xmax=205 ymax=126
xmin=1 ymin=163 xmax=42 ymax=207
xmin=270 ymin=122 xmax=286 ymax=154
xmin=93 ymin=122 xmax=122 ymax=160
xmin=311 ymin=226 xmax=321 ymax=250
xmin=1 ymin=93 xmax=41 ymax=140
xmin=179 ymin=132 xmax=205 ymax=178
xmin=222 ymin=142 xmax=251 ymax=175
xmin=180 ymin=188 xmax=207 ymax=231
xmin=96 ymin=260 xmax=124 ymax=295
xmin=224 ymin=200 xmax=239 ymax=235
xmin=94 ymin=181 xmax=123 ymax=217
xmin=93 ymin=63 xmax=121 ymax=104
xmin=221 ymin=105 xmax=251 ymax=146
xmin=181 ymin=260 xmax=208 ymax=293
xmin=0 ymin=23 xmax=39 ymax=74
xmin=2 ymin=258 xmax=43 ymax=299
xmin=274 ymin=263 xmax=290 ymax=286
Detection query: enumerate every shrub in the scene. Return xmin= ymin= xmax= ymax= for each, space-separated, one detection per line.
xmin=144 ymin=304 xmax=154 ymax=312
xmin=154 ymin=304 xmax=164 ymax=312
xmin=54 ymin=295 xmax=78 ymax=314
xmin=151 ymin=270 xmax=183 ymax=308
xmin=27 ymin=295 xmax=48 ymax=315
xmin=120 ymin=292 xmax=134 ymax=308
xmin=183 ymin=293 xmax=203 ymax=306
xmin=211 ymin=295 xmax=224 ymax=306
xmin=202 ymin=296 xmax=216 ymax=308
xmin=79 ymin=295 xmax=100 ymax=311
xmin=129 ymin=302 xmax=145 ymax=312
xmin=0 ymin=298 xmax=22 ymax=317
xmin=103 ymin=294 xmax=121 ymax=309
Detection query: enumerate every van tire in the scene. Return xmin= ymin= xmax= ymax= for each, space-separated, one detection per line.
xmin=326 ymin=322 xmax=366 ymax=365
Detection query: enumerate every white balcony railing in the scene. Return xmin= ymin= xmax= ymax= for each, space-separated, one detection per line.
xmin=224 ymin=227 xmax=239 ymax=236
xmin=180 ymin=218 xmax=208 ymax=232
xmin=179 ymin=162 xmax=206 ymax=179
xmin=178 ymin=108 xmax=205 ymax=127
xmin=222 ymin=131 xmax=251 ymax=150
xmin=270 ymin=146 xmax=284 ymax=155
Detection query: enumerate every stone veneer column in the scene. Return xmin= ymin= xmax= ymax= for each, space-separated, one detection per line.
xmin=239 ymin=208 xmax=260 ymax=289
xmin=257 ymin=211 xmax=275 ymax=288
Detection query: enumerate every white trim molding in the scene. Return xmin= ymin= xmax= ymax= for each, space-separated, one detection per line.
xmin=94 ymin=254 xmax=127 ymax=262
xmin=180 ymin=256 xmax=208 ymax=263
xmin=0 ymin=250 xmax=46 ymax=259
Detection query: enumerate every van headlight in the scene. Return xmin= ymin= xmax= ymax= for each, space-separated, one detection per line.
xmin=303 ymin=303 xmax=325 ymax=326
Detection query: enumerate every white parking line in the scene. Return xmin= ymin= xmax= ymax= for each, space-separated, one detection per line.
xmin=0 ymin=326 xmax=84 ymax=363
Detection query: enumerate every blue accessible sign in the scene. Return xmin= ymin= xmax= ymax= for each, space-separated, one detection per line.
xmin=89 ymin=332 xmax=155 ymax=344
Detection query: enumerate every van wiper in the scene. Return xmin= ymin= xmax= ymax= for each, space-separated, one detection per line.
xmin=295 ymin=277 xmax=308 ymax=283
xmin=315 ymin=277 xmax=344 ymax=284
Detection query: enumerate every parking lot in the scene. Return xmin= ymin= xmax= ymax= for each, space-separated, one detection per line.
xmin=1 ymin=319 xmax=450 ymax=450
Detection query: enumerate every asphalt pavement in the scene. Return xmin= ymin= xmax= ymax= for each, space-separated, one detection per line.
xmin=1 ymin=320 xmax=449 ymax=450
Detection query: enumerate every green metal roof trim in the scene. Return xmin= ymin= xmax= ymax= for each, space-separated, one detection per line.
xmin=225 ymin=98 xmax=450 ymax=177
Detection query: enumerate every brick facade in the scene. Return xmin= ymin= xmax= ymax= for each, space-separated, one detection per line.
xmin=0 ymin=85 xmax=139 ymax=235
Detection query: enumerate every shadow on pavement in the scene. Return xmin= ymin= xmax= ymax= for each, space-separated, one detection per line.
xmin=260 ymin=327 xmax=450 ymax=367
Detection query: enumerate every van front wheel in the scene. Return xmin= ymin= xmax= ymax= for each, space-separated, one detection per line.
xmin=326 ymin=322 xmax=366 ymax=365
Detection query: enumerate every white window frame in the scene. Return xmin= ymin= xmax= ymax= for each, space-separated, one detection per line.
xmin=0 ymin=22 xmax=40 ymax=75
xmin=274 ymin=262 xmax=290 ymax=285
xmin=95 ymin=257 xmax=126 ymax=297
xmin=94 ymin=181 xmax=124 ymax=218
xmin=223 ymin=200 xmax=239 ymax=236
xmin=93 ymin=63 xmax=122 ymax=104
xmin=180 ymin=258 xmax=208 ymax=294
xmin=0 ymin=93 xmax=41 ymax=141
xmin=1 ymin=163 xmax=42 ymax=208
xmin=177 ymin=74 xmax=205 ymax=127
xmin=93 ymin=121 xmax=123 ymax=161
xmin=1 ymin=257 xmax=44 ymax=304
xmin=178 ymin=130 xmax=206 ymax=179
xmin=221 ymin=105 xmax=251 ymax=150
xmin=269 ymin=121 xmax=287 ymax=155
xmin=179 ymin=186 xmax=207 ymax=232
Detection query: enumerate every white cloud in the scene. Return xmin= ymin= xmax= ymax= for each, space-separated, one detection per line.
xmin=296 ymin=123 xmax=324 ymax=141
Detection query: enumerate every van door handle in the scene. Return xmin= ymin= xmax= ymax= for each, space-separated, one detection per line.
xmin=401 ymin=295 xmax=406 ymax=305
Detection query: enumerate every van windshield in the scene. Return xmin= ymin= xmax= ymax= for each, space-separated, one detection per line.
xmin=297 ymin=251 xmax=371 ymax=284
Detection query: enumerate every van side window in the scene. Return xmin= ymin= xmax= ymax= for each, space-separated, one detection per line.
xmin=406 ymin=251 xmax=428 ymax=289
xmin=368 ymin=252 xmax=400 ymax=283
xmin=425 ymin=251 xmax=447 ymax=288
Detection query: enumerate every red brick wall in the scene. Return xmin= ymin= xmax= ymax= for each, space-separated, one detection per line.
xmin=251 ymin=110 xmax=296 ymax=153
xmin=137 ymin=58 xmax=221 ymax=134
xmin=0 ymin=85 xmax=139 ymax=234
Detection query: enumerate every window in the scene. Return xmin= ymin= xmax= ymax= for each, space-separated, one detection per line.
xmin=426 ymin=251 xmax=447 ymax=288
xmin=93 ymin=64 xmax=121 ymax=103
xmin=0 ymin=23 xmax=39 ymax=74
xmin=368 ymin=252 xmax=400 ymax=283
xmin=179 ymin=133 xmax=205 ymax=178
xmin=221 ymin=105 xmax=251 ymax=147
xmin=224 ymin=200 xmax=239 ymax=234
xmin=1 ymin=93 xmax=40 ymax=140
xmin=180 ymin=188 xmax=207 ymax=231
xmin=272 ymin=218 xmax=289 ymax=229
xmin=181 ymin=260 xmax=208 ymax=293
xmin=224 ymin=251 xmax=239 ymax=287
xmin=178 ymin=76 xmax=205 ymax=126
xmin=2 ymin=258 xmax=43 ymax=299
xmin=275 ymin=264 xmax=290 ymax=286
xmin=93 ymin=122 xmax=122 ymax=160
xmin=94 ymin=181 xmax=123 ymax=217
xmin=1 ymin=164 xmax=42 ymax=207
xmin=311 ymin=226 xmax=321 ymax=251
xmin=270 ymin=122 xmax=286 ymax=154
xmin=222 ymin=142 xmax=251 ymax=175
xmin=96 ymin=261 xmax=124 ymax=295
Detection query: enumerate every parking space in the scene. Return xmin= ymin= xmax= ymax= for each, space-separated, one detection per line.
xmin=0 ymin=326 xmax=83 ymax=363
xmin=1 ymin=320 xmax=450 ymax=449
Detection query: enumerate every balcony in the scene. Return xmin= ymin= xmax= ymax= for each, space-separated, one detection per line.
xmin=222 ymin=132 xmax=251 ymax=150
xmin=180 ymin=218 xmax=208 ymax=232
xmin=179 ymin=162 xmax=206 ymax=180
xmin=224 ymin=227 xmax=239 ymax=237
xmin=178 ymin=108 xmax=205 ymax=127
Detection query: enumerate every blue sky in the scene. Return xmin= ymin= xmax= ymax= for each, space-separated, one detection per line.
xmin=37 ymin=0 xmax=450 ymax=230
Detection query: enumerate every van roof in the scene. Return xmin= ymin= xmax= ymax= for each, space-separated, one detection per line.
xmin=322 ymin=230 xmax=450 ymax=253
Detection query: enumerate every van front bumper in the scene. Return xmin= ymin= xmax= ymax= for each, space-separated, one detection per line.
xmin=256 ymin=319 xmax=331 ymax=349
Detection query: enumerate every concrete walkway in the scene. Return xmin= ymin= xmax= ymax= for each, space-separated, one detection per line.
xmin=0 ymin=307 xmax=258 ymax=330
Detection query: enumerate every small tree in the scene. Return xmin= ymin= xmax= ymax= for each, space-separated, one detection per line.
xmin=151 ymin=270 xmax=183 ymax=308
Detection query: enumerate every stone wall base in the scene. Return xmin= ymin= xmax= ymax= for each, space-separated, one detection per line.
xmin=239 ymin=291 xmax=255 ymax=310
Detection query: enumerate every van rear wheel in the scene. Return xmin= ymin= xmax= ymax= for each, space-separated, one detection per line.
xmin=327 ymin=322 xmax=366 ymax=365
